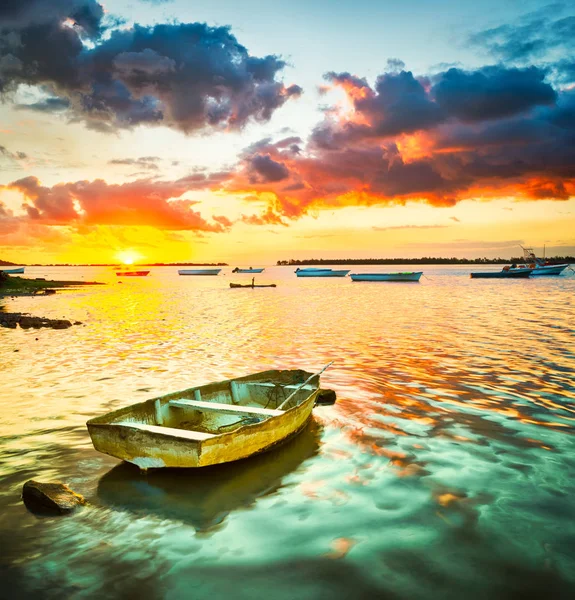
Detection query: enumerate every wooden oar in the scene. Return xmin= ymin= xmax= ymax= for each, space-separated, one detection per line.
xmin=277 ymin=361 xmax=334 ymax=410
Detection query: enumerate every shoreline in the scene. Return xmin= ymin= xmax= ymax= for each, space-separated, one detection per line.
xmin=0 ymin=275 xmax=104 ymax=329
xmin=0 ymin=275 xmax=104 ymax=298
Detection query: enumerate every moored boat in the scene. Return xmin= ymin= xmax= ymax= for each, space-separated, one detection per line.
xmin=470 ymin=267 xmax=532 ymax=279
xmin=232 ymin=267 xmax=265 ymax=273
xmin=116 ymin=270 xmax=150 ymax=277
xmin=350 ymin=271 xmax=422 ymax=282
xmin=294 ymin=268 xmax=350 ymax=278
xmin=178 ymin=269 xmax=222 ymax=276
xmin=86 ymin=366 xmax=331 ymax=469
xmin=0 ymin=267 xmax=25 ymax=274
xmin=519 ymin=246 xmax=569 ymax=276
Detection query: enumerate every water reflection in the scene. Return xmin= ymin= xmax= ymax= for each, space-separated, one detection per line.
xmin=2 ymin=266 xmax=575 ymax=599
xmin=97 ymin=419 xmax=322 ymax=531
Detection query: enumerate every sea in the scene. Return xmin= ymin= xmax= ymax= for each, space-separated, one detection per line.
xmin=1 ymin=265 xmax=574 ymax=600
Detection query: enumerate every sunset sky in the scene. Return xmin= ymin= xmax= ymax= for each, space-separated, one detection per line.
xmin=1 ymin=0 xmax=574 ymax=264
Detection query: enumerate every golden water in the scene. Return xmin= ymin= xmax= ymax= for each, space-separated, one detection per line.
xmin=1 ymin=266 xmax=574 ymax=599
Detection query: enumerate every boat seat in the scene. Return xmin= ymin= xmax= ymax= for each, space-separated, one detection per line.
xmin=116 ymin=422 xmax=215 ymax=441
xmin=168 ymin=399 xmax=283 ymax=417
xmin=243 ymin=382 xmax=315 ymax=391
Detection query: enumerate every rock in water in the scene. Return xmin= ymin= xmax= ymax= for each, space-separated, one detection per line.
xmin=22 ymin=480 xmax=86 ymax=514
xmin=316 ymin=389 xmax=337 ymax=406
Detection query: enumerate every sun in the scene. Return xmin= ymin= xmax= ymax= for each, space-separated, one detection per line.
xmin=116 ymin=250 xmax=141 ymax=265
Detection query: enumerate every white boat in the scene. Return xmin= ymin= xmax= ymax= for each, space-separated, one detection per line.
xmin=178 ymin=269 xmax=222 ymax=276
xmin=294 ymin=268 xmax=350 ymax=278
xmin=519 ymin=246 xmax=569 ymax=276
xmin=232 ymin=268 xmax=265 ymax=274
xmin=350 ymin=272 xmax=423 ymax=282
xmin=87 ymin=365 xmax=332 ymax=469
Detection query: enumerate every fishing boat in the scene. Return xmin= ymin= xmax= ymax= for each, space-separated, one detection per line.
xmin=470 ymin=267 xmax=532 ymax=279
xmin=294 ymin=268 xmax=350 ymax=278
xmin=230 ymin=282 xmax=276 ymax=288
xmin=232 ymin=267 xmax=265 ymax=274
xmin=178 ymin=269 xmax=222 ymax=276
xmin=350 ymin=272 xmax=422 ymax=282
xmin=86 ymin=365 xmax=332 ymax=469
xmin=517 ymin=246 xmax=569 ymax=276
xmin=0 ymin=267 xmax=25 ymax=274
xmin=116 ymin=270 xmax=150 ymax=277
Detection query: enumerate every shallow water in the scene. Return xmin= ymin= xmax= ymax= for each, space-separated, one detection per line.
xmin=1 ymin=265 xmax=574 ymax=599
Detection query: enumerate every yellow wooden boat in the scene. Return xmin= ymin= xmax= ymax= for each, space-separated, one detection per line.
xmin=87 ymin=366 xmax=331 ymax=469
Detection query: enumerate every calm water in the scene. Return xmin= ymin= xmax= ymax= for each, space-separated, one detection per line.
xmin=1 ymin=265 xmax=574 ymax=599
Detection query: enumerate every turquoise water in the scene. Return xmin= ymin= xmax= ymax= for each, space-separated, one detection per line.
xmin=1 ymin=265 xmax=574 ymax=599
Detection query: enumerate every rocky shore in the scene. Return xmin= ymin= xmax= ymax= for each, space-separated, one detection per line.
xmin=0 ymin=272 xmax=103 ymax=329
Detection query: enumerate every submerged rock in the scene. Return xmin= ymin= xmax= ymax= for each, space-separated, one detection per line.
xmin=22 ymin=480 xmax=86 ymax=515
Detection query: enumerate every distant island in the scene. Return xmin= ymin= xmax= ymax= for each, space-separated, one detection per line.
xmin=277 ymin=256 xmax=575 ymax=266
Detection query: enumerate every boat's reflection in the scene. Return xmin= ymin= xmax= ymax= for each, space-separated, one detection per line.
xmin=97 ymin=419 xmax=322 ymax=531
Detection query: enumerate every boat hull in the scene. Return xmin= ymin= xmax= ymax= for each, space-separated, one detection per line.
xmin=1 ymin=267 xmax=25 ymax=274
xmin=531 ymin=264 xmax=569 ymax=275
xmin=178 ymin=269 xmax=221 ymax=276
xmin=87 ymin=369 xmax=321 ymax=469
xmin=350 ymin=272 xmax=422 ymax=282
xmin=233 ymin=268 xmax=265 ymax=273
xmin=230 ymin=283 xmax=276 ymax=288
xmin=295 ymin=269 xmax=350 ymax=277
xmin=471 ymin=269 xmax=532 ymax=279
xmin=116 ymin=271 xmax=150 ymax=276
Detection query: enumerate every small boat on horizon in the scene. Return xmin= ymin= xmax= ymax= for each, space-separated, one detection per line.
xmin=470 ymin=267 xmax=532 ymax=279
xmin=0 ymin=267 xmax=25 ymax=274
xmin=232 ymin=267 xmax=265 ymax=274
xmin=230 ymin=282 xmax=277 ymax=288
xmin=350 ymin=272 xmax=422 ymax=282
xmin=87 ymin=365 xmax=332 ymax=469
xmin=116 ymin=270 xmax=150 ymax=277
xmin=294 ymin=268 xmax=350 ymax=278
xmin=178 ymin=269 xmax=222 ymax=276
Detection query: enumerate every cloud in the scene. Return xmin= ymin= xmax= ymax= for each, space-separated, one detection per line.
xmin=0 ymin=145 xmax=27 ymax=160
xmin=468 ymin=5 xmax=575 ymax=64
xmin=108 ymin=156 xmax=161 ymax=170
xmin=432 ymin=66 xmax=556 ymax=122
xmin=220 ymin=62 xmax=575 ymax=219
xmin=0 ymin=0 xmax=301 ymax=134
xmin=14 ymin=97 xmax=70 ymax=112
xmin=3 ymin=174 xmax=233 ymax=231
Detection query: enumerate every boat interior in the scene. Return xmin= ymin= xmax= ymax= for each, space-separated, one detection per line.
xmin=88 ymin=369 xmax=319 ymax=439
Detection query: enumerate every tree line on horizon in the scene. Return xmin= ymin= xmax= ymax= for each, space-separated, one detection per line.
xmin=277 ymin=256 xmax=575 ymax=266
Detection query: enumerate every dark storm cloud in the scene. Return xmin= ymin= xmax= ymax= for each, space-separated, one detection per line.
xmin=313 ymin=65 xmax=557 ymax=149
xmin=432 ymin=66 xmax=556 ymax=122
xmin=0 ymin=1 xmax=301 ymax=133
xmin=249 ymin=155 xmax=290 ymax=183
xmin=224 ymin=59 xmax=575 ymax=217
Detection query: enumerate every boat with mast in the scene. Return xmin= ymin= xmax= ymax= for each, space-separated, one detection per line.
xmin=516 ymin=246 xmax=569 ymax=276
